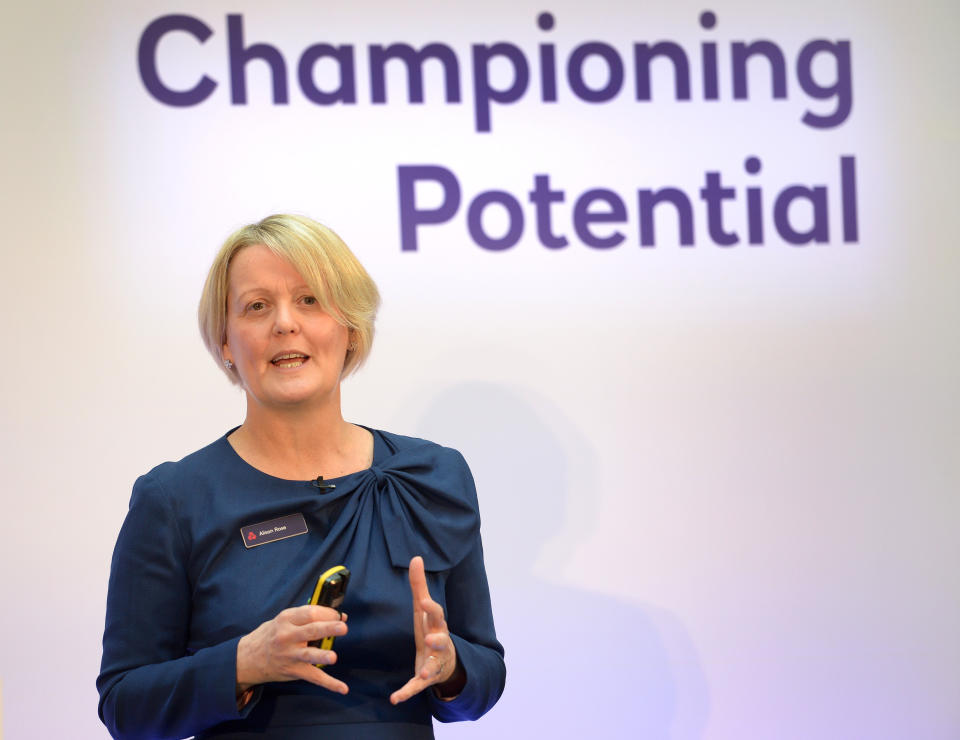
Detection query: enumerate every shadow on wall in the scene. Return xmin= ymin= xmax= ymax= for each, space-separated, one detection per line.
xmin=407 ymin=382 xmax=709 ymax=739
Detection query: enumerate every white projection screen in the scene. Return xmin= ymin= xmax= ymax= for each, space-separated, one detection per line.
xmin=1 ymin=1 xmax=958 ymax=738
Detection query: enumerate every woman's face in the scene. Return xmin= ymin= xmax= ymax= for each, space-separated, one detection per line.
xmin=222 ymin=244 xmax=350 ymax=412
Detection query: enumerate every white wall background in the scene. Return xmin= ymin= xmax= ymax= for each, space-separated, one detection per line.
xmin=1 ymin=1 xmax=957 ymax=738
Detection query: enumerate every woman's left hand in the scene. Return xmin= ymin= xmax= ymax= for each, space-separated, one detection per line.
xmin=390 ymin=555 xmax=465 ymax=704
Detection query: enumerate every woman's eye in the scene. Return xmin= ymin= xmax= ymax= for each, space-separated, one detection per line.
xmin=302 ymin=296 xmax=318 ymax=306
xmin=249 ymin=301 xmax=266 ymax=311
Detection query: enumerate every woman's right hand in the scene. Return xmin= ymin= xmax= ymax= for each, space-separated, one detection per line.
xmin=236 ymin=604 xmax=349 ymax=696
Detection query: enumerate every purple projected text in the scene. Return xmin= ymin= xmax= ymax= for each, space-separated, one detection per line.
xmin=135 ymin=10 xmax=861 ymax=251
xmin=397 ymin=157 xmax=857 ymax=251
xmin=137 ymin=11 xmax=851 ymax=132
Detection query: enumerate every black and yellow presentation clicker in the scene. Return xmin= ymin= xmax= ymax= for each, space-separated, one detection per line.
xmin=307 ymin=565 xmax=351 ymax=658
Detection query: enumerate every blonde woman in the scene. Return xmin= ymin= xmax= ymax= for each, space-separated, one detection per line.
xmin=98 ymin=215 xmax=504 ymax=739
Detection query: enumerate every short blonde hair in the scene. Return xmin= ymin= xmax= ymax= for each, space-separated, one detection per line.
xmin=198 ymin=214 xmax=380 ymax=383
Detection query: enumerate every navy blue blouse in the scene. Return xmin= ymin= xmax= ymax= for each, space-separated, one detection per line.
xmin=97 ymin=428 xmax=505 ymax=740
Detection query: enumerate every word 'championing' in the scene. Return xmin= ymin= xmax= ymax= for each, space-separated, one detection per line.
xmin=138 ymin=11 xmax=857 ymax=250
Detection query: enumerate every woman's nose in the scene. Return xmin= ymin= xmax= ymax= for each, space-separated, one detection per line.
xmin=273 ymin=304 xmax=299 ymax=335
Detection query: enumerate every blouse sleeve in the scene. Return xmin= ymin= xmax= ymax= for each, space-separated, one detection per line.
xmin=429 ymin=525 xmax=506 ymax=722
xmin=97 ymin=473 xmax=259 ymax=740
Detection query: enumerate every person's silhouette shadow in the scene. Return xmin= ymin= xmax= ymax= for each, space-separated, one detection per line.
xmin=405 ymin=382 xmax=709 ymax=739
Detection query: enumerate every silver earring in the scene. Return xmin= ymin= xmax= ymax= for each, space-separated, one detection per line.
xmin=224 ymin=359 xmax=234 ymax=369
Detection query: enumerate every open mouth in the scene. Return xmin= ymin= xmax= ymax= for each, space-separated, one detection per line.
xmin=271 ymin=353 xmax=309 ymax=369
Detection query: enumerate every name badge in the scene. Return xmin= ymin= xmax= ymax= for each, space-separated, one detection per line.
xmin=241 ymin=513 xmax=308 ymax=548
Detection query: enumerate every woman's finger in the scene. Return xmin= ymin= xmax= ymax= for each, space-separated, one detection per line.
xmin=298 ymin=645 xmax=338 ymax=666
xmin=294 ymin=618 xmax=348 ymax=644
xmin=409 ymin=556 xmax=430 ymax=643
xmin=420 ymin=596 xmax=447 ymax=633
xmin=408 ymin=556 xmax=430 ymax=607
xmin=424 ymin=632 xmax=452 ymax=651
xmin=296 ymin=664 xmax=350 ymax=695
xmin=419 ymin=653 xmax=447 ymax=680
xmin=283 ymin=603 xmax=344 ymax=625
xmin=390 ymin=675 xmax=428 ymax=705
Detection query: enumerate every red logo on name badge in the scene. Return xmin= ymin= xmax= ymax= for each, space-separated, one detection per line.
xmin=247 ymin=531 xmax=257 ymax=541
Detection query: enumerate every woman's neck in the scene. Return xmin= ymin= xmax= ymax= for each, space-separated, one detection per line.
xmin=228 ymin=399 xmax=373 ymax=481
